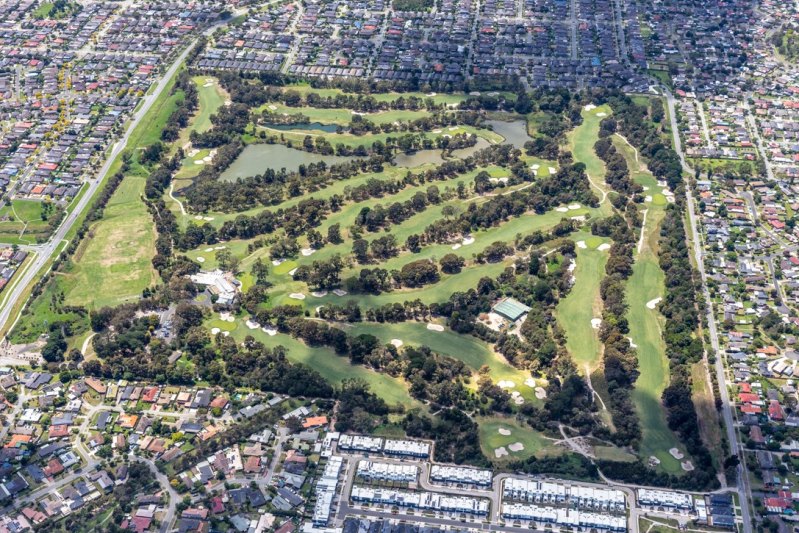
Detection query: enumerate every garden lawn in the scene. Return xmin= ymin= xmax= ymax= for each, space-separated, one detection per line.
xmin=63 ymin=176 xmax=158 ymax=309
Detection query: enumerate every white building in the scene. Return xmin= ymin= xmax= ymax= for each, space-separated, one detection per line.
xmin=189 ymin=270 xmax=239 ymax=305
xmin=503 ymin=478 xmax=567 ymax=504
xmin=351 ymin=486 xmax=489 ymax=516
xmin=338 ymin=435 xmax=383 ymax=453
xmin=356 ymin=461 xmax=418 ymax=483
xmin=312 ymin=456 xmax=343 ymax=527
xmin=383 ymin=438 xmax=430 ymax=458
xmin=501 ymin=503 xmax=626 ymax=532
xmin=637 ymin=489 xmax=694 ymax=510
xmin=429 ymin=465 xmax=492 ymax=486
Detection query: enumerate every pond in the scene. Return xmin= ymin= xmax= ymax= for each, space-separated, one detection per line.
xmin=220 ymin=144 xmax=357 ymax=181
xmin=393 ymin=137 xmax=493 ymax=168
xmin=263 ymin=122 xmax=339 ymax=133
xmin=485 ymin=119 xmax=533 ymax=149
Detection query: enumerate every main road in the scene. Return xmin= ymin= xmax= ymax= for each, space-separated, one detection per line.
xmin=664 ymin=90 xmax=754 ymax=533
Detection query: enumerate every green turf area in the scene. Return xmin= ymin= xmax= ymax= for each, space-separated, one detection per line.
xmin=190 ymin=77 xmax=226 ymax=135
xmin=477 ymin=416 xmax=562 ymax=462
xmin=555 ymin=232 xmax=609 ymax=374
xmin=0 ymin=200 xmax=54 ymax=244
xmin=62 ymin=176 xmax=158 ymax=309
xmin=217 ymin=317 xmax=421 ymax=408
xmin=276 ymin=84 xmax=501 ymax=107
xmin=342 ymin=322 xmax=542 ymax=403
xmin=612 ymin=135 xmax=687 ymax=474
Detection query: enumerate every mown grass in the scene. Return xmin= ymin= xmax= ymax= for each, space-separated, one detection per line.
xmin=613 ymin=135 xmax=687 ymax=474
xmin=341 ymin=321 xmax=542 ymax=404
xmin=216 ymin=317 xmax=421 ymax=409
xmin=477 ymin=416 xmax=562 ymax=462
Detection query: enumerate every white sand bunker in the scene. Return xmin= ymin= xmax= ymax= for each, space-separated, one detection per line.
xmin=497 ymin=380 xmax=516 ymax=388
xmin=498 ymin=427 xmax=512 ymax=436
xmin=646 ymin=297 xmax=662 ymax=309
xmin=193 ymin=160 xmax=205 ymax=165
xmin=188 ymin=149 xmax=199 ymax=157
xmin=211 ymin=327 xmax=220 ymax=335
xmin=204 ymin=247 xmax=213 ymax=252
xmin=332 ymin=289 xmax=348 ymax=296
xmin=462 ymin=235 xmax=475 ymax=245
xmin=591 ymin=318 xmax=602 ymax=329
xmin=494 ymin=447 xmax=509 ymax=458
xmin=261 ymin=327 xmax=277 ymax=336
xmin=548 ymin=167 xmax=556 ymax=175
xmin=576 ymin=240 xmax=587 ymax=249
xmin=426 ymin=323 xmax=445 ymax=332
xmin=524 ymin=378 xmax=536 ymax=388
xmin=645 ymin=195 xmax=653 ymax=202
xmin=597 ymin=243 xmax=611 ymax=251
xmin=214 ymin=246 xmax=225 ymax=250
xmin=508 ymin=442 xmax=525 ymax=452
xmin=196 ymin=257 xmax=205 ymax=263
xmin=272 ymin=259 xmax=284 ymax=266
xmin=669 ymin=448 xmax=684 ymax=460
xmin=268 ymin=105 xmax=277 ymax=110
xmin=288 ymin=268 xmax=298 ymax=276
xmin=311 ymin=290 xmax=328 ymax=298
xmin=432 ymin=129 xmax=442 ymax=134
xmin=289 ymin=293 xmax=306 ymax=300
xmin=596 ymin=112 xmax=607 ymax=117
xmin=203 ymin=217 xmax=214 ymax=221
xmin=301 ymin=248 xmax=316 ymax=257
xmin=648 ymin=456 xmax=661 ymax=466
xmin=681 ymin=461 xmax=694 ymax=471
xmin=451 ymin=243 xmax=462 ymax=250
xmin=195 ymin=215 xmax=204 ymax=220
xmin=535 ymin=387 xmax=547 ymax=399
xmin=531 ymin=164 xmax=540 ymax=171
xmin=628 ymin=337 xmax=638 ymax=348
xmin=556 ymin=207 xmax=568 ymax=213
xmin=390 ymin=339 xmax=404 ymax=348
xmin=511 ymin=391 xmax=524 ymax=405
xmin=222 ymin=331 xmax=229 ymax=337
xmin=246 ymin=320 xmax=260 ymax=330
xmin=584 ymin=104 xmax=597 ymax=111
xmin=568 ymin=203 xmax=581 ymax=210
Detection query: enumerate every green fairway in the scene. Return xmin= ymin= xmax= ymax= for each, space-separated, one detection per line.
xmin=190 ymin=77 xmax=226 ymax=135
xmin=63 ymin=176 xmax=158 ymax=309
xmin=257 ymin=124 xmax=504 ymax=150
xmin=256 ymin=102 xmax=432 ymax=126
xmin=556 ymin=233 xmax=609 ymax=373
xmin=477 ymin=416 xmax=562 ymax=462
xmin=613 ymin=135 xmax=687 ymax=473
xmin=342 ymin=322 xmax=541 ymax=403
xmin=218 ymin=317 xmax=421 ymax=408
xmin=568 ymin=105 xmax=613 ymax=217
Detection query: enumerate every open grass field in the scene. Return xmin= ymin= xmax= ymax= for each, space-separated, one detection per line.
xmin=190 ymin=77 xmax=226 ymax=135
xmin=0 ymin=200 xmax=52 ymax=244
xmin=342 ymin=321 xmax=542 ymax=404
xmin=213 ymin=317 xmax=421 ymax=409
xmin=477 ymin=416 xmax=562 ymax=462
xmin=63 ymin=176 xmax=158 ymax=309
xmin=613 ymin=135 xmax=688 ymax=473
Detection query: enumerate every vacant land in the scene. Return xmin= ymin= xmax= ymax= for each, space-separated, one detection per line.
xmin=0 ymin=200 xmax=53 ymax=244
xmin=63 ymin=176 xmax=158 ymax=309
